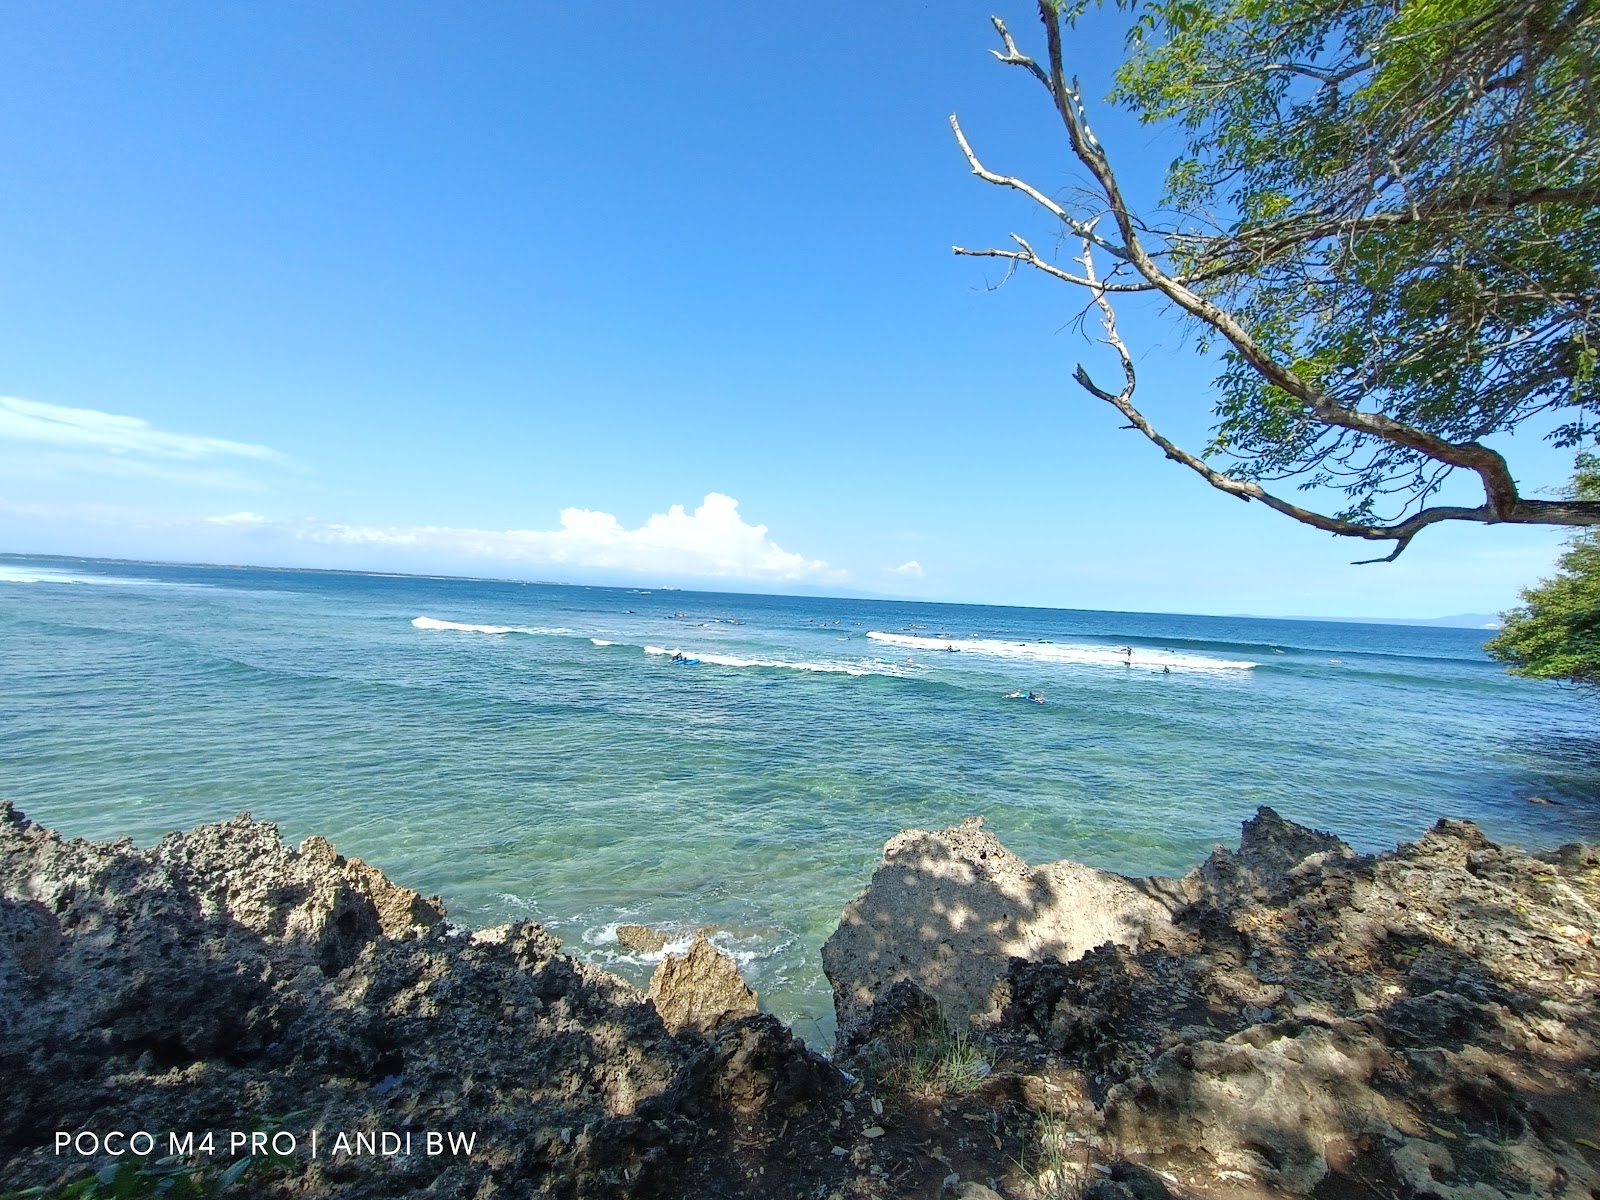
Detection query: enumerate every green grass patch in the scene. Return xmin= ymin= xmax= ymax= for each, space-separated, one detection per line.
xmin=884 ymin=1025 xmax=991 ymax=1100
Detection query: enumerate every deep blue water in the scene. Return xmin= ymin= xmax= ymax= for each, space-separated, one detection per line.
xmin=3 ymin=552 xmax=1596 ymax=1045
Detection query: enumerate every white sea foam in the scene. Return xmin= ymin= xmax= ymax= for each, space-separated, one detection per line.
xmin=865 ymin=631 xmax=1257 ymax=672
xmin=0 ymin=565 xmax=201 ymax=588
xmin=412 ymin=615 xmax=572 ymax=636
xmin=642 ymin=644 xmax=905 ymax=677
xmin=496 ymin=892 xmax=544 ymax=915
xmin=414 ymin=616 xmax=516 ymax=634
xmin=580 ymin=921 xmax=768 ymax=969
xmin=591 ymin=638 xmax=617 ymax=647
xmin=0 ymin=566 xmax=108 ymax=585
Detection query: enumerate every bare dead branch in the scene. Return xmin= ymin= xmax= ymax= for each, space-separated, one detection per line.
xmin=948 ymin=115 xmax=1130 ymax=259
xmin=1022 ymin=0 xmax=1531 ymax=529
xmin=1066 ymin=197 xmax=1600 ymax=559
xmin=951 ymin=237 xmax=1158 ymax=291
xmin=950 ymin=4 xmax=1599 ymax=558
xmin=988 ymin=15 xmax=1052 ymax=89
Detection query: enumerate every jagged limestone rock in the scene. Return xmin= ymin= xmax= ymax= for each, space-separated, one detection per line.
xmin=822 ymin=815 xmax=1176 ymax=1040
xmin=648 ymin=930 xmax=758 ymax=1035
xmin=616 ymin=923 xmax=669 ymax=953
xmin=830 ymin=808 xmax=1600 ymax=1198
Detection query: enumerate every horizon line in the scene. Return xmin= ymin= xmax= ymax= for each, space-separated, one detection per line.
xmin=0 ymin=548 xmax=1503 ymax=630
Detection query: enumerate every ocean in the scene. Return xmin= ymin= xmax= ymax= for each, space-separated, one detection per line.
xmin=3 ymin=552 xmax=1596 ymax=1047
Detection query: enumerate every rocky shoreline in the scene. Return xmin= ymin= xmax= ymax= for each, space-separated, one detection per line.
xmin=3 ymin=801 xmax=1597 ymax=1199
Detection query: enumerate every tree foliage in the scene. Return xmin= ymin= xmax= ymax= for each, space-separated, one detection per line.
xmin=952 ymin=0 xmax=1600 ymax=558
xmin=1487 ymin=455 xmax=1600 ymax=685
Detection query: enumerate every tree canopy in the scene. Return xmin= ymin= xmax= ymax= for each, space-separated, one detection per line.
xmin=1487 ymin=455 xmax=1600 ymax=684
xmin=952 ymin=0 xmax=1600 ymax=559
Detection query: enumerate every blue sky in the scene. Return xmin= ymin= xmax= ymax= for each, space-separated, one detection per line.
xmin=0 ymin=1 xmax=1576 ymax=617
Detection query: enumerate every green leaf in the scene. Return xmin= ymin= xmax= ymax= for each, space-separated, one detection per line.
xmin=216 ymin=1158 xmax=253 ymax=1193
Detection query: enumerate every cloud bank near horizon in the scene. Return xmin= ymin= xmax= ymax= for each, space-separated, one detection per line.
xmin=203 ymin=493 xmax=847 ymax=584
xmin=0 ymin=397 xmax=843 ymax=586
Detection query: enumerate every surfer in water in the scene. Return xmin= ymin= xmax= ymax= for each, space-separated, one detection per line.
xmin=1028 ymin=691 xmax=1045 ymax=705
xmin=1003 ymin=688 xmax=1025 ymax=699
xmin=670 ymin=651 xmax=687 ymax=663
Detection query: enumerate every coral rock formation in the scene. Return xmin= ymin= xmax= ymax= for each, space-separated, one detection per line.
xmin=0 ymin=803 xmax=843 ymax=1198
xmin=8 ymin=798 xmax=1598 ymax=1200
xmin=648 ymin=930 xmax=760 ymax=1035
xmin=829 ymin=807 xmax=1600 ymax=1199
xmin=615 ymin=923 xmax=669 ymax=953
xmin=822 ymin=814 xmax=1176 ymax=1041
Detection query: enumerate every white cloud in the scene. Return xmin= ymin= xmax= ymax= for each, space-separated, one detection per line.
xmin=889 ymin=560 xmax=925 ymax=579
xmin=246 ymin=493 xmax=845 ymax=583
xmin=0 ymin=396 xmax=286 ymax=464
xmin=4 ymin=487 xmax=846 ymax=586
xmin=0 ymin=449 xmax=271 ymax=491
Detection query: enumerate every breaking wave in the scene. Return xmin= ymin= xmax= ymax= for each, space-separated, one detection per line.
xmin=0 ymin=565 xmax=203 ymax=589
xmin=412 ymin=616 xmax=572 ymax=636
xmin=865 ymin=631 xmax=1257 ymax=672
xmin=641 ymin=644 xmax=907 ymax=677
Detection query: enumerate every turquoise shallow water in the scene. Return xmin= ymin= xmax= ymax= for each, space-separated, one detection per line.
xmin=3 ymin=552 xmax=1598 ymax=1046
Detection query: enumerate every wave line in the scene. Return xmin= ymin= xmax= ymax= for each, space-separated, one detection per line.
xmin=864 ymin=631 xmax=1256 ymax=672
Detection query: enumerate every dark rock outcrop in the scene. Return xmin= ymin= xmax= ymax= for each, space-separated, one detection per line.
xmin=0 ymin=803 xmax=847 ymax=1198
xmin=9 ymin=797 xmax=1598 ymax=1200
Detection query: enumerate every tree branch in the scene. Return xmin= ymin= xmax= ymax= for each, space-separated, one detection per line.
xmin=948 ymin=115 xmax=1130 ymax=259
xmin=952 ymin=236 xmax=1158 ymax=291
xmin=1209 ymin=185 xmax=1600 ymax=265
xmin=952 ymin=4 xmax=1598 ymax=558
xmin=1069 ymin=222 xmax=1600 ymax=560
xmin=1023 ymin=0 xmax=1530 ymax=525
